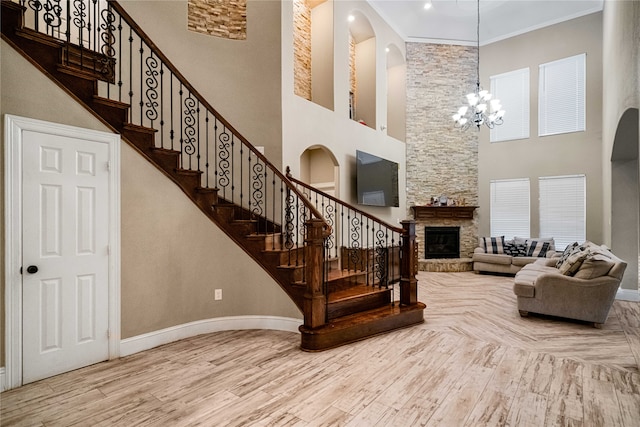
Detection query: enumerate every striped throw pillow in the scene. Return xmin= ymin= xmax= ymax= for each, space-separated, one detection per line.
xmin=526 ymin=240 xmax=551 ymax=257
xmin=482 ymin=236 xmax=505 ymax=254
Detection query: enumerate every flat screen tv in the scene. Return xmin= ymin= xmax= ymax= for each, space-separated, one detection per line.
xmin=356 ymin=150 xmax=399 ymax=207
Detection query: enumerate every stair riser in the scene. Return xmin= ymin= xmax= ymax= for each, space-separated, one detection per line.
xmin=91 ymin=101 xmax=129 ymax=129
xmin=327 ymin=290 xmax=391 ymax=320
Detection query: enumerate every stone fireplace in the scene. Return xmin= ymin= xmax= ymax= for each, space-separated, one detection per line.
xmin=405 ymin=43 xmax=478 ymax=272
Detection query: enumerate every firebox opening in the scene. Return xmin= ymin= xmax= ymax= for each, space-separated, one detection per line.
xmin=425 ymin=226 xmax=460 ymax=259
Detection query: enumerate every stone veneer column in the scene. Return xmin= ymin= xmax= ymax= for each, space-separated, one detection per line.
xmin=293 ymin=0 xmax=312 ymax=100
xmin=187 ymin=0 xmax=247 ymax=40
xmin=406 ymin=43 xmax=479 ymax=259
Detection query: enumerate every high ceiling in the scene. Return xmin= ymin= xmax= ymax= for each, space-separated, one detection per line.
xmin=366 ymin=0 xmax=604 ymax=45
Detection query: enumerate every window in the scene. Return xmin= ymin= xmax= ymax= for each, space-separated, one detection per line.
xmin=490 ymin=178 xmax=530 ymax=238
xmin=539 ymin=53 xmax=586 ymax=136
xmin=490 ymin=68 xmax=529 ymax=142
xmin=539 ymin=175 xmax=586 ymax=251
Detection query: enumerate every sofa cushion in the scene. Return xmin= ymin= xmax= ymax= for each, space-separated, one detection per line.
xmin=555 ymin=241 xmax=580 ymax=268
xmin=573 ymin=254 xmax=616 ymax=279
xmin=473 ymin=252 xmax=512 ymax=265
xmin=526 ymin=240 xmax=551 ymax=257
xmin=558 ymin=249 xmax=590 ymax=275
xmin=481 ymin=236 xmax=505 ymax=254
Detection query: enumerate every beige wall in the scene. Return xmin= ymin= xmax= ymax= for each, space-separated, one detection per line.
xmin=119 ymin=0 xmax=283 ymax=168
xmin=477 ymin=13 xmax=604 ymax=246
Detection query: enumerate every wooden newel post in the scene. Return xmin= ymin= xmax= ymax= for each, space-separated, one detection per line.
xmin=304 ymin=218 xmax=327 ymax=328
xmin=400 ymin=220 xmax=418 ymax=306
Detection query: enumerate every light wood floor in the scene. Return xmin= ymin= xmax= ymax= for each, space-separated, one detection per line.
xmin=2 ymin=272 xmax=639 ymax=426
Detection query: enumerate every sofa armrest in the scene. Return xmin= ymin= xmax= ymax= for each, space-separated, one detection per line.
xmin=474 ymin=247 xmax=486 ymax=254
xmin=532 ymin=273 xmax=620 ymax=303
xmin=534 ymin=258 xmax=558 ymax=267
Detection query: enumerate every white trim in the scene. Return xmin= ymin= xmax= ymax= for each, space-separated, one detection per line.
xmin=120 ymin=316 xmax=303 ymax=357
xmin=0 ymin=368 xmax=6 ymax=392
xmin=3 ymin=114 xmax=121 ymax=391
xmin=616 ymin=288 xmax=640 ymax=302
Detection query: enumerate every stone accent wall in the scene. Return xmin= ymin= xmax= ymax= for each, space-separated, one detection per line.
xmin=293 ymin=0 xmax=312 ymax=100
xmin=406 ymin=43 xmax=479 ymax=258
xmin=188 ymin=0 xmax=247 ymax=40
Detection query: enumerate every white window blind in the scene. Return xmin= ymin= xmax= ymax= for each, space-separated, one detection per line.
xmin=539 ymin=175 xmax=586 ymax=251
xmin=490 ymin=178 xmax=530 ymax=238
xmin=539 ymin=53 xmax=586 ymax=136
xmin=490 ymin=68 xmax=529 ymax=142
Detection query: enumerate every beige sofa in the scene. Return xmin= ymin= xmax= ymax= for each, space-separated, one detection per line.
xmin=513 ymin=243 xmax=627 ymax=327
xmin=473 ymin=236 xmax=557 ymax=275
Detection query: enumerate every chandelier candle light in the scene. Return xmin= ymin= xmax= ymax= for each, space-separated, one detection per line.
xmin=453 ymin=0 xmax=505 ymax=130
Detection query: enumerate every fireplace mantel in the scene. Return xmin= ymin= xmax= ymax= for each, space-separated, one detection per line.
xmin=411 ymin=205 xmax=478 ymax=220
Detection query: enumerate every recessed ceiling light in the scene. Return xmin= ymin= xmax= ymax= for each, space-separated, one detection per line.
xmin=348 ymin=15 xmax=355 ymax=22
xmin=424 ymin=1 xmax=433 ymax=10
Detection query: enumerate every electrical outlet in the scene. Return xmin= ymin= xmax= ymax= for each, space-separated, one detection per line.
xmin=214 ymin=289 xmax=222 ymax=300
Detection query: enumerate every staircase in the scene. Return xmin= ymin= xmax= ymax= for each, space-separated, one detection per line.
xmin=2 ymin=0 xmax=425 ymax=351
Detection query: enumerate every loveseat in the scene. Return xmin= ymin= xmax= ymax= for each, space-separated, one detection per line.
xmin=473 ymin=236 xmax=557 ymax=275
xmin=513 ymin=242 xmax=627 ymax=327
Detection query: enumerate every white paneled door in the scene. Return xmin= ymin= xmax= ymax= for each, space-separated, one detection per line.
xmin=21 ymin=130 xmax=110 ymax=384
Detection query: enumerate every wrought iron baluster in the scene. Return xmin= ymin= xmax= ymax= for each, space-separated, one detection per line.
xmin=127 ymin=26 xmax=133 ymax=123
xmin=73 ymin=0 xmax=86 ymax=60
xmin=218 ymin=126 xmax=230 ymax=200
xmin=251 ymin=158 xmax=264 ymax=219
xmin=159 ymin=64 xmax=164 ymax=148
xmin=28 ymin=0 xmax=43 ymax=32
xmin=183 ymin=92 xmax=197 ymax=169
xmin=169 ymin=73 xmax=175 ymax=150
xmin=139 ymin=38 xmax=143 ymax=124
xmin=375 ymin=226 xmax=387 ymax=288
xmin=230 ymin=137 xmax=235 ymax=204
xmin=239 ymin=143 xmax=244 ymax=215
xmin=43 ymin=0 xmax=62 ymax=38
xmin=117 ymin=14 xmax=122 ymax=101
xmin=99 ymin=2 xmax=116 ymax=84
xmin=144 ymin=51 xmax=159 ymax=129
xmin=284 ymin=188 xmax=295 ymax=265
xmin=205 ymin=111 xmax=209 ymax=188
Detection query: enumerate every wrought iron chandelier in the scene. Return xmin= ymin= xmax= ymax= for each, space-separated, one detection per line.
xmin=453 ymin=0 xmax=505 ymax=130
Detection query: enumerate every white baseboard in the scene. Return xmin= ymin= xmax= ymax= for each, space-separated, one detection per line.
xmin=616 ymin=288 xmax=640 ymax=302
xmin=0 ymin=367 xmax=5 ymax=392
xmin=119 ymin=315 xmax=303 ymax=357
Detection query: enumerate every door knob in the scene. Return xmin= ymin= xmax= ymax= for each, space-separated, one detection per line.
xmin=26 ymin=265 xmax=38 ymax=274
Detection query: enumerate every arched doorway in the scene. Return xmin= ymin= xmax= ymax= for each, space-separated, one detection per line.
xmin=299 ymin=146 xmax=339 ymax=197
xmin=611 ymin=108 xmax=639 ymax=294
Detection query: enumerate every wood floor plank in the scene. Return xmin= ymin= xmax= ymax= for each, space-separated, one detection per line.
xmin=1 ymin=272 xmax=638 ymax=426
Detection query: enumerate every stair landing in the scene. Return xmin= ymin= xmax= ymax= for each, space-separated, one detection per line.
xmin=299 ymin=302 xmax=426 ymax=351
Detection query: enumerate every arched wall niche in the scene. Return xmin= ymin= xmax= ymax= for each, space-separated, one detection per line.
xmin=348 ymin=10 xmax=376 ymax=130
xmin=293 ymin=0 xmax=334 ymax=110
xmin=385 ymin=43 xmax=406 ymax=141
xmin=299 ymin=145 xmax=340 ymax=197
xmin=611 ymin=107 xmax=639 ymax=293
